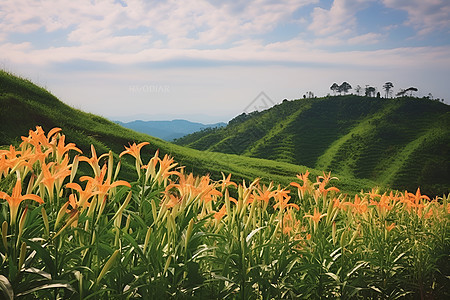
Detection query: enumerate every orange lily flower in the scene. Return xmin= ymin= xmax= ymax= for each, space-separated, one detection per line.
xmin=198 ymin=176 xmax=222 ymax=203
xmin=165 ymin=194 xmax=181 ymax=208
xmin=407 ymin=188 xmax=430 ymax=207
xmin=157 ymin=154 xmax=178 ymax=185
xmin=333 ymin=196 xmax=347 ymax=210
xmin=255 ymin=184 xmax=277 ymax=203
xmin=290 ymin=170 xmax=311 ymax=198
xmin=40 ymin=161 xmax=71 ymax=201
xmin=120 ymin=142 xmax=149 ymax=177
xmin=0 ymin=146 xmax=34 ymax=178
xmin=214 ymin=204 xmax=227 ymax=221
xmin=79 ymin=145 xmax=108 ymax=177
xmin=273 ymin=194 xmax=299 ymax=211
xmin=20 ymin=126 xmax=61 ymax=150
xmin=66 ymin=181 xmax=100 ymax=209
xmin=53 ymin=134 xmax=82 ymax=163
xmin=220 ymin=173 xmax=237 ymax=192
xmin=370 ymin=193 xmax=393 ymax=217
xmin=119 ymin=142 xmax=149 ymax=161
xmin=344 ymin=194 xmax=368 ymax=214
xmin=303 ymin=207 xmax=327 ymax=225
xmin=26 ymin=145 xmax=52 ymax=167
xmin=366 ymin=188 xmax=381 ymax=200
xmin=318 ymin=171 xmax=338 ymax=182
xmin=80 ymin=165 xmax=131 ymax=201
xmin=400 ymin=188 xmax=430 ymax=216
xmin=303 ymin=207 xmax=327 ymax=233
xmin=0 ymin=180 xmax=43 ymax=225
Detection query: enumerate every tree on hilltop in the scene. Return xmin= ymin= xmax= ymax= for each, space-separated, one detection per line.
xmin=383 ymin=82 xmax=394 ymax=98
xmin=396 ymin=89 xmax=405 ymax=97
xmin=405 ymin=87 xmax=418 ymax=96
xmin=339 ymin=82 xmax=352 ymax=95
xmin=396 ymin=87 xmax=418 ymax=97
xmin=330 ymin=83 xmax=339 ymax=95
xmin=365 ymin=86 xmax=376 ymax=97
xmin=355 ymin=85 xmax=362 ymax=96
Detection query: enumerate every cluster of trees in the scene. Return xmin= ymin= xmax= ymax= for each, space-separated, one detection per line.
xmin=330 ymin=82 xmax=352 ymax=95
xmin=329 ymin=81 xmax=422 ymax=99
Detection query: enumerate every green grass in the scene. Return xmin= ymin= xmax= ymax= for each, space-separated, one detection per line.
xmin=176 ymin=95 xmax=450 ymax=196
xmin=0 ymin=70 xmax=375 ymax=194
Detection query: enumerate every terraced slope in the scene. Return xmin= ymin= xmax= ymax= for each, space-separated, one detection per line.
xmin=0 ymin=70 xmax=376 ymax=193
xmin=176 ymin=95 xmax=450 ymax=195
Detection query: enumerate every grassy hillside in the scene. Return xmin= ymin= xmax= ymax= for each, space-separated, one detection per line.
xmin=0 ymin=70 xmax=376 ymax=193
xmin=176 ymin=95 xmax=450 ymax=196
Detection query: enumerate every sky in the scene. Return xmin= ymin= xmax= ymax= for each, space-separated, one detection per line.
xmin=1 ymin=0 xmax=449 ymax=123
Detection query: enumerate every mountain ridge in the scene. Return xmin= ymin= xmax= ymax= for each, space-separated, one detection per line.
xmin=0 ymin=70 xmax=376 ymax=193
xmin=175 ymin=95 xmax=450 ymax=195
xmin=115 ymin=119 xmax=226 ymax=141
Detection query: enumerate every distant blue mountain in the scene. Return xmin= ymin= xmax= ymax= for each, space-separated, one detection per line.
xmin=115 ymin=119 xmax=226 ymax=141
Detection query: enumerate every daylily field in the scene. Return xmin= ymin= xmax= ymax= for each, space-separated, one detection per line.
xmin=0 ymin=127 xmax=448 ymax=299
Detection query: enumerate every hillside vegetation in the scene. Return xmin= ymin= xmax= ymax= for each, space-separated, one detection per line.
xmin=0 ymin=70 xmax=375 ymax=193
xmin=0 ymin=127 xmax=447 ymax=298
xmin=176 ymin=95 xmax=450 ymax=196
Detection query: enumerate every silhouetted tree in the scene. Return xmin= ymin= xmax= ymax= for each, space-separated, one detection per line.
xmin=339 ymin=82 xmax=352 ymax=95
xmin=376 ymin=91 xmax=381 ymax=98
xmin=383 ymin=82 xmax=394 ymax=98
xmin=330 ymin=83 xmax=339 ymax=95
xmin=365 ymin=86 xmax=376 ymax=97
xmin=405 ymin=87 xmax=418 ymax=96
xmin=397 ymin=87 xmax=418 ymax=97
xmin=355 ymin=85 xmax=362 ymax=96
xmin=396 ymin=89 xmax=406 ymax=97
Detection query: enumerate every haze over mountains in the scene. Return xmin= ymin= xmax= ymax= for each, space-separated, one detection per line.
xmin=115 ymin=119 xmax=226 ymax=141
xmin=1 ymin=70 xmax=449 ymax=196
xmin=2 ymin=70 xmax=378 ymax=193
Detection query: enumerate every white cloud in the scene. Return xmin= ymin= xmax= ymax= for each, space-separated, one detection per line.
xmin=348 ymin=33 xmax=384 ymax=45
xmin=382 ymin=0 xmax=450 ymax=35
xmin=0 ymin=0 xmax=315 ymax=51
xmin=0 ymin=0 xmax=322 ymax=65
xmin=1 ymin=0 xmax=449 ymax=118
xmin=308 ymin=0 xmax=370 ymax=37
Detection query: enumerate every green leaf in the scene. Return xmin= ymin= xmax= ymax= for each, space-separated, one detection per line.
xmin=24 ymin=239 xmax=56 ymax=277
xmin=24 ymin=267 xmax=52 ymax=280
xmin=392 ymin=252 xmax=406 ymax=264
xmin=96 ymin=249 xmax=120 ymax=285
xmin=0 ymin=275 xmax=13 ymax=300
xmin=370 ymin=285 xmax=382 ymax=293
xmin=122 ymin=232 xmax=147 ymax=263
xmin=246 ymin=226 xmax=266 ymax=243
xmin=330 ymin=247 xmax=341 ymax=260
xmin=347 ymin=261 xmax=367 ymax=278
xmin=325 ymin=272 xmax=340 ymax=283
xmin=16 ymin=281 xmax=75 ymax=297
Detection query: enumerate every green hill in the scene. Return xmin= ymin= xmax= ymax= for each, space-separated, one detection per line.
xmin=176 ymin=95 xmax=450 ymax=196
xmin=0 ymin=70 xmax=376 ymax=193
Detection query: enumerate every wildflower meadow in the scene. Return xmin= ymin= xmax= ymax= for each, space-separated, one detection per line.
xmin=0 ymin=127 xmax=448 ymax=299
